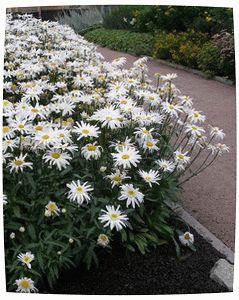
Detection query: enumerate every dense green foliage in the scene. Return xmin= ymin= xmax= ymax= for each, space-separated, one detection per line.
xmin=85 ymin=28 xmax=154 ymax=56
xmin=103 ymin=5 xmax=233 ymax=34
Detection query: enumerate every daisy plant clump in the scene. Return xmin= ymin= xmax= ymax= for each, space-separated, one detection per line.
xmin=3 ymin=14 xmax=229 ymax=293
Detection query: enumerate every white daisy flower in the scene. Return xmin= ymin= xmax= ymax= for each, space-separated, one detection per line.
xmin=134 ymin=127 xmax=154 ymax=142
xmin=209 ymin=126 xmax=225 ymax=140
xmin=91 ymin=106 xmax=122 ymax=129
xmin=179 ymin=232 xmax=194 ymax=246
xmin=3 ymin=126 xmax=15 ymax=139
xmin=43 ymin=150 xmax=71 ymax=171
xmin=97 ymin=234 xmax=110 ymax=247
xmin=161 ymin=73 xmax=178 ymax=81
xmin=142 ymin=139 xmax=159 ymax=152
xmin=156 ymin=159 xmax=175 ymax=172
xmin=174 ymin=149 xmax=190 ymax=164
xmin=162 ymin=102 xmax=183 ymax=117
xmin=66 ymin=179 xmax=93 ymax=205
xmin=15 ymin=277 xmax=38 ymax=293
xmin=112 ymin=146 xmax=141 ymax=169
xmin=185 ymin=124 xmax=205 ymax=137
xmin=187 ymin=109 xmax=205 ymax=123
xmin=118 ymin=184 xmax=144 ymax=208
xmin=73 ymin=121 xmax=100 ymax=140
xmin=138 ymin=170 xmax=161 ymax=187
xmin=34 ymin=129 xmax=57 ymax=147
xmin=107 ymin=169 xmax=130 ymax=188
xmin=8 ymin=153 xmax=33 ymax=173
xmin=98 ymin=205 xmax=128 ymax=231
xmin=17 ymin=252 xmax=34 ymax=269
xmin=215 ymin=143 xmax=230 ymax=155
xmin=81 ymin=142 xmax=102 ymax=160
xmin=45 ymin=201 xmax=60 ymax=216
xmin=178 ymin=95 xmax=193 ymax=107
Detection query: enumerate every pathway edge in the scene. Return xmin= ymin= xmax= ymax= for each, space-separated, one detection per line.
xmin=165 ymin=200 xmax=234 ymax=264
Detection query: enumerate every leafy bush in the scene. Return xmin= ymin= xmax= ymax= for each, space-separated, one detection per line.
xmin=56 ymin=8 xmax=104 ymax=33
xmin=102 ymin=5 xmax=233 ymax=35
xmin=197 ymin=42 xmax=221 ymax=78
xmin=85 ymin=28 xmax=154 ymax=56
xmin=212 ymin=31 xmax=235 ymax=81
xmin=153 ymin=30 xmax=208 ymax=66
xmin=4 ymin=14 xmax=229 ymax=293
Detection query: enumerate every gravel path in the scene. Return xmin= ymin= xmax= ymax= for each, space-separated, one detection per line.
xmin=97 ymin=46 xmax=236 ymax=250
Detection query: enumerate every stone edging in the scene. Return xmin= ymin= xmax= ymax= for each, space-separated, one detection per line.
xmin=142 ymin=55 xmax=234 ymax=86
xmin=165 ymin=200 xmax=234 ymax=264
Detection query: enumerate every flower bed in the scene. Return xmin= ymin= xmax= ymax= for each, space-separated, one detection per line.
xmin=3 ymin=14 xmax=229 ymax=293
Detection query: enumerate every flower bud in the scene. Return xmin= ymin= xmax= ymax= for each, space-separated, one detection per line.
xmin=100 ymin=166 xmax=107 ymax=172
xmin=19 ymin=227 xmax=25 ymax=233
xmin=10 ymin=232 xmax=15 ymax=239
xmin=69 ymin=238 xmax=74 ymax=244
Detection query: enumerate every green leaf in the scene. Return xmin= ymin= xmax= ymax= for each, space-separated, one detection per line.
xmin=121 ymin=229 xmax=127 ymax=242
xmin=13 ymin=206 xmax=21 ymax=218
xmin=27 ymin=224 xmax=37 ymax=241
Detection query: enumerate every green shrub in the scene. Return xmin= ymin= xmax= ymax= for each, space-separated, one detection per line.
xmin=153 ymin=30 xmax=208 ymax=65
xmin=102 ymin=6 xmax=233 ymax=35
xmin=197 ymin=42 xmax=221 ymax=78
xmin=85 ymin=28 xmax=154 ymax=56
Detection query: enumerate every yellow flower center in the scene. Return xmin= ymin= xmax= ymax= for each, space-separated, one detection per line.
xmin=3 ymin=101 xmax=10 ymax=106
xmin=20 ymin=280 xmax=30 ymax=289
xmin=3 ymin=127 xmax=9 ymax=134
xmin=76 ymin=186 xmax=83 ymax=193
xmin=87 ymin=144 xmax=97 ymax=151
xmin=23 ymin=256 xmax=31 ymax=263
xmin=47 ymin=202 xmax=57 ymax=211
xmin=51 ymin=152 xmax=61 ymax=159
xmin=42 ymin=135 xmax=49 ymax=140
xmin=18 ymin=124 xmax=25 ymax=129
xmin=6 ymin=140 xmax=12 ymax=145
xmin=120 ymin=100 xmax=128 ymax=105
xmin=192 ymin=126 xmax=198 ymax=130
xmin=59 ymin=133 xmax=65 ymax=138
xmin=35 ymin=125 xmax=43 ymax=131
xmin=99 ymin=234 xmax=108 ymax=241
xmin=31 ymin=108 xmax=39 ymax=113
xmin=15 ymin=160 xmax=24 ymax=166
xmin=121 ymin=154 xmax=130 ymax=160
xmin=143 ymin=129 xmax=149 ymax=134
xmin=184 ymin=233 xmax=191 ymax=240
xmin=112 ymin=175 xmax=122 ymax=182
xmin=193 ymin=113 xmax=199 ymax=118
xmin=177 ymin=154 xmax=185 ymax=160
xmin=145 ymin=176 xmax=152 ymax=181
xmin=149 ymin=96 xmax=155 ymax=101
xmin=82 ymin=129 xmax=90 ymax=135
xmin=128 ymin=190 xmax=136 ymax=197
xmin=110 ymin=213 xmax=119 ymax=220
xmin=146 ymin=141 xmax=154 ymax=148
xmin=106 ymin=116 xmax=112 ymax=121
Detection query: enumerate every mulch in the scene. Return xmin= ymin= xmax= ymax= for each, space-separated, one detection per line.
xmin=50 ymin=218 xmax=228 ymax=295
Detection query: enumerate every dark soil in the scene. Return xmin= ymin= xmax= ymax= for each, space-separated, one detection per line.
xmin=50 ymin=219 xmax=228 ymax=295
